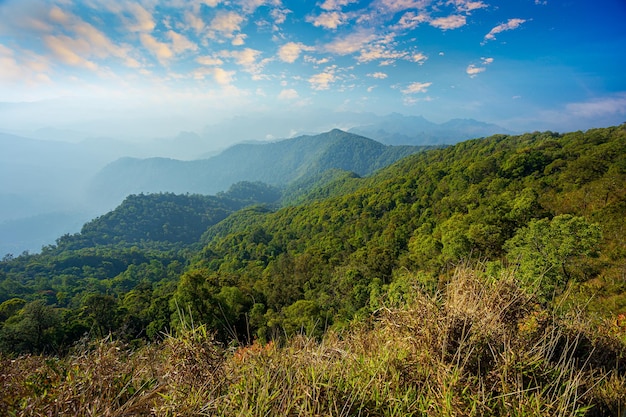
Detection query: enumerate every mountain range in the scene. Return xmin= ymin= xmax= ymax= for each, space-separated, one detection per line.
xmin=86 ymin=129 xmax=433 ymax=209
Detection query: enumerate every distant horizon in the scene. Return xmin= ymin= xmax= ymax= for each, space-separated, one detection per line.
xmin=0 ymin=104 xmax=622 ymax=148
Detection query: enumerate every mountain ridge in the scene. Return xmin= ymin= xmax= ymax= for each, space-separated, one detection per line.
xmin=87 ymin=129 xmax=433 ymax=209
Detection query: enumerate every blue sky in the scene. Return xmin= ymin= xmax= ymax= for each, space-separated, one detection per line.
xmin=1 ymin=0 xmax=625 ymax=138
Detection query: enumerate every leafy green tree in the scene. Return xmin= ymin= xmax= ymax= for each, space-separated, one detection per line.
xmin=83 ymin=294 xmax=120 ymax=337
xmin=0 ymin=300 xmax=59 ymax=353
xmin=505 ymin=214 xmax=602 ymax=299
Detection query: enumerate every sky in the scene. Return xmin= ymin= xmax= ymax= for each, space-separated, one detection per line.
xmin=1 ymin=0 xmax=625 ymax=139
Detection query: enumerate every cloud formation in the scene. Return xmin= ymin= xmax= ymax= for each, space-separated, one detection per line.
xmin=430 ymin=15 xmax=466 ymax=30
xmin=483 ymin=18 xmax=527 ymax=43
xmin=466 ymin=56 xmax=493 ymax=77
xmin=278 ymin=42 xmax=313 ymax=63
xmin=309 ymin=66 xmax=337 ymax=90
xmin=402 ymin=81 xmax=432 ymax=94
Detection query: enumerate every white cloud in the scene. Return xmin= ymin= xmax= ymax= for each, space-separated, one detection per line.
xmin=466 ymin=64 xmax=485 ymax=77
xmin=167 ymin=30 xmax=198 ymax=54
xmin=412 ymin=53 xmax=428 ymax=64
xmin=308 ymin=11 xmax=347 ymax=29
xmin=0 ymin=45 xmax=43 ymax=83
xmin=185 ymin=11 xmax=206 ymax=34
xmin=320 ymin=0 xmax=358 ymax=11
xmin=269 ymin=7 xmax=291 ymax=29
xmin=483 ymin=18 xmax=526 ymax=43
xmin=394 ymin=11 xmax=430 ymax=30
xmin=24 ymin=6 xmax=142 ymax=70
xmin=238 ymin=0 xmax=269 ymax=14
xmin=448 ymin=0 xmax=487 ymax=13
xmin=325 ymin=30 xmax=377 ymax=55
xmin=140 ymin=33 xmax=173 ymax=64
xmin=220 ymin=48 xmax=265 ymax=75
xmin=49 ymin=6 xmax=71 ymax=25
xmin=309 ymin=66 xmax=337 ymax=90
xmin=377 ymin=0 xmax=432 ymax=13
xmin=430 ymin=15 xmax=466 ymax=30
xmin=44 ymin=35 xmax=99 ymax=70
xmin=304 ymin=56 xmax=331 ymax=65
xmin=126 ymin=3 xmax=156 ymax=33
xmin=357 ymin=45 xmax=406 ymax=63
xmin=367 ymin=72 xmax=388 ymax=79
xmin=197 ymin=56 xmax=224 ymax=66
xmin=232 ymin=34 xmax=247 ymax=46
xmin=278 ymin=88 xmax=299 ymax=99
xmin=212 ymin=67 xmax=235 ymax=85
xmin=278 ymin=42 xmax=313 ymax=63
xmin=402 ymin=81 xmax=432 ymax=94
xmin=466 ymin=57 xmax=493 ymax=77
xmin=210 ymin=11 xmax=245 ymax=37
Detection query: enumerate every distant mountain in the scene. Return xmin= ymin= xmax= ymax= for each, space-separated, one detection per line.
xmin=87 ymin=129 xmax=431 ymax=208
xmin=348 ymin=113 xmax=513 ymax=145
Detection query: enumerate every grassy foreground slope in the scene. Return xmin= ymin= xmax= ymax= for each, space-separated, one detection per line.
xmin=2 ymin=267 xmax=625 ymax=416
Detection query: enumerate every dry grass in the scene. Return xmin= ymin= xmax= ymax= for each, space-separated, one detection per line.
xmin=2 ymin=266 xmax=625 ymax=416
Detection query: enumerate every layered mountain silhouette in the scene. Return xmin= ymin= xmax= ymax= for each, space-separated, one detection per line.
xmin=348 ymin=114 xmax=513 ymax=145
xmin=88 ymin=129 xmax=432 ymax=208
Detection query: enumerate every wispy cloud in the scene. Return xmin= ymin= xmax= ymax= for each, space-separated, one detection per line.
xmin=449 ymin=0 xmax=488 ymax=13
xmin=430 ymin=15 xmax=466 ymax=30
xmin=324 ymin=30 xmax=377 ymax=55
xmin=125 ymin=3 xmax=156 ymax=33
xmin=0 ymin=44 xmax=51 ymax=85
xmin=307 ymin=11 xmax=348 ymax=29
xmin=466 ymin=64 xmax=485 ymax=77
xmin=209 ymin=11 xmax=245 ymax=38
xmin=320 ymin=0 xmax=359 ymax=10
xmin=140 ymin=33 xmax=174 ymax=64
xmin=367 ymin=72 xmax=388 ymax=79
xmin=377 ymin=0 xmax=432 ymax=14
xmin=566 ymin=94 xmax=626 ymax=118
xmin=309 ymin=66 xmax=337 ymax=90
xmin=220 ymin=48 xmax=264 ymax=75
xmin=402 ymin=81 xmax=432 ymax=94
xmin=185 ymin=10 xmax=206 ymax=34
xmin=167 ymin=30 xmax=198 ymax=54
xmin=196 ymin=56 xmax=224 ymax=66
xmin=394 ymin=11 xmax=430 ymax=30
xmin=483 ymin=18 xmax=527 ymax=43
xmin=278 ymin=88 xmax=299 ymax=99
xmin=466 ymin=56 xmax=493 ymax=77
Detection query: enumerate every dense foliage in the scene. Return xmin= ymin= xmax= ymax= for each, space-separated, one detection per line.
xmin=1 ymin=125 xmax=625 ymax=356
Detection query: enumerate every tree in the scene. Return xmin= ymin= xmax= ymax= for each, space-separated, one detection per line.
xmin=505 ymin=214 xmax=602 ymax=299
xmin=0 ymin=300 xmax=59 ymax=353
